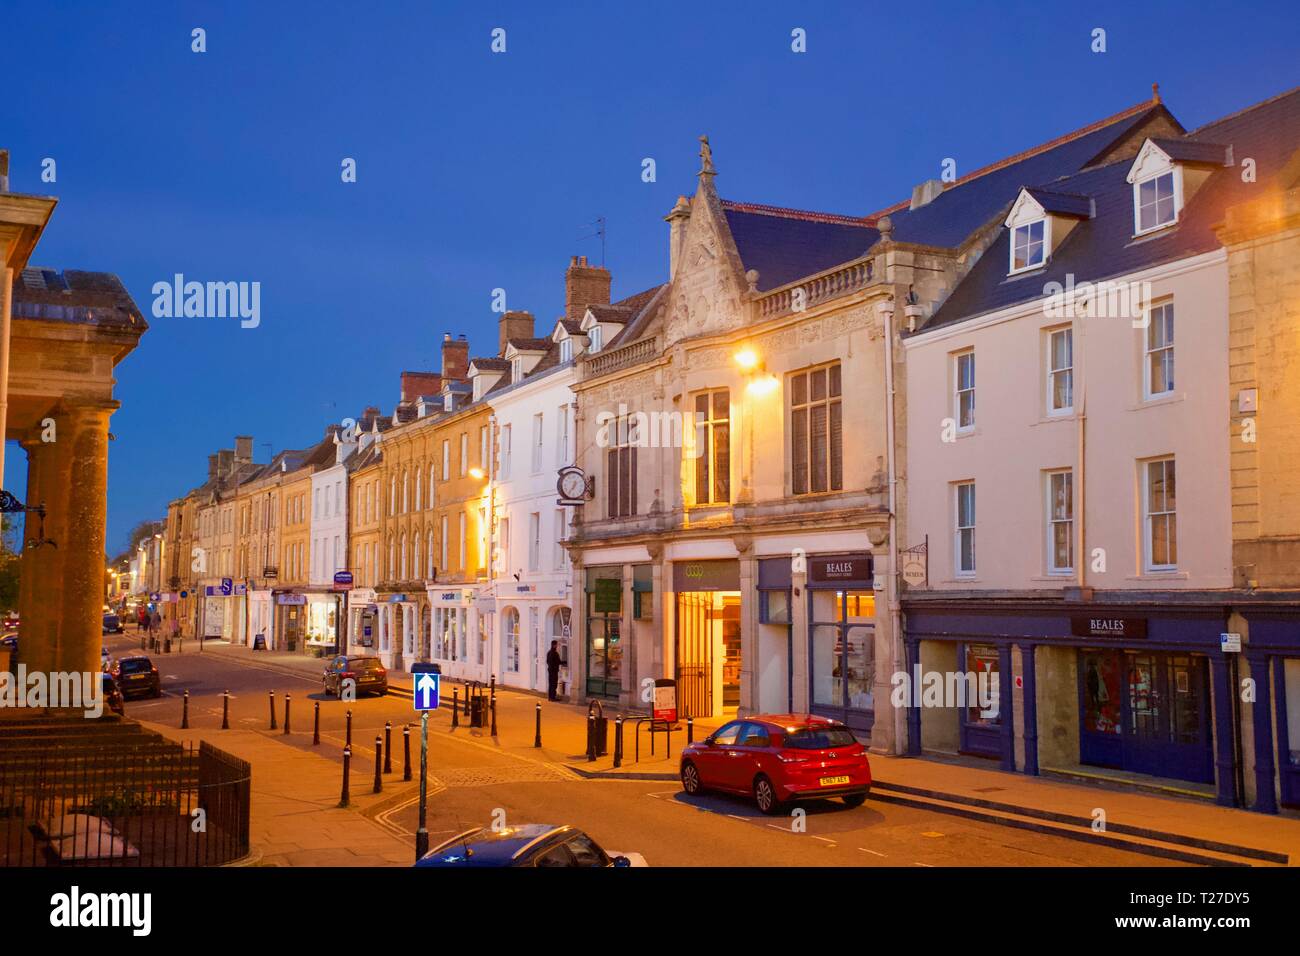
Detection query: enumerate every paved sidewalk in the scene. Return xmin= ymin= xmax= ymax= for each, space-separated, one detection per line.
xmin=195 ymin=640 xmax=1300 ymax=864
xmin=140 ymin=719 xmax=415 ymax=867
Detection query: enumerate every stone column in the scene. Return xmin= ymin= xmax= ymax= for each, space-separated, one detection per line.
xmin=1209 ymin=654 xmax=1237 ymax=807
xmin=1246 ymin=651 xmax=1278 ymax=814
xmin=16 ymin=432 xmax=54 ymax=678
xmin=1021 ymin=643 xmax=1039 ymax=776
xmin=998 ymin=643 xmax=1016 ymax=773
xmin=30 ymin=404 xmax=114 ymax=682
xmin=790 ymin=564 xmax=809 ymax=713
xmin=621 ymin=563 xmax=635 ymax=708
xmin=737 ymin=550 xmax=757 ymax=718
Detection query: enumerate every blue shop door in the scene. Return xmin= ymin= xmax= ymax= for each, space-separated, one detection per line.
xmin=958 ymin=643 xmax=1002 ymax=759
xmin=1079 ymin=650 xmax=1213 ymax=784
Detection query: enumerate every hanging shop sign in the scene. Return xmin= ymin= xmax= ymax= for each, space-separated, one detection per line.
xmin=277 ymin=593 xmax=307 ymax=606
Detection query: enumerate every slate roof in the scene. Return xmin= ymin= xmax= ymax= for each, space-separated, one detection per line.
xmin=11 ymin=267 xmax=146 ymax=329
xmin=505 ymin=337 xmax=554 ymax=352
xmin=720 ymin=99 xmax=1166 ymax=292
xmin=1023 ymin=187 xmax=1094 ymax=218
xmin=586 ymin=304 xmax=635 ymax=325
xmin=927 ymin=86 xmax=1300 ymax=331
xmin=1148 ymin=137 xmax=1231 ymax=166
xmin=722 ymin=203 xmax=878 ymax=292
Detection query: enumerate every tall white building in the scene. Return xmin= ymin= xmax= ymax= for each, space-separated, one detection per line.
xmin=309 ymin=426 xmax=358 ymax=650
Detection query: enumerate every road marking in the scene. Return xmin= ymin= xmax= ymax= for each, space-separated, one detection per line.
xmin=914 ymin=862 xmax=933 ymax=867
xmin=811 ymin=836 xmax=837 ymax=846
xmin=921 ymin=831 xmax=945 ymax=838
xmin=858 ymin=847 xmax=886 ymax=857
xmin=727 ymin=814 xmax=748 ymax=821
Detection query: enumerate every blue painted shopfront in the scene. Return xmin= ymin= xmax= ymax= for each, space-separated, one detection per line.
xmin=904 ymin=604 xmax=1233 ymax=803
xmin=1237 ymin=612 xmax=1300 ymax=812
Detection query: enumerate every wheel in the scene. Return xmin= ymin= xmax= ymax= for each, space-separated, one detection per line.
xmin=323 ymin=681 xmax=333 ymax=697
xmin=754 ymin=774 xmax=783 ymax=815
xmin=680 ymin=760 xmax=702 ymax=795
xmin=841 ymin=792 xmax=868 ymax=808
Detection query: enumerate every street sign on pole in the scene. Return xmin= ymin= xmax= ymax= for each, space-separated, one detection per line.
xmin=412 ymin=663 xmax=441 ymax=711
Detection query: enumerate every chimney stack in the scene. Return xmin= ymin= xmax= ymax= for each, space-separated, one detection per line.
xmin=0 ymin=150 xmax=9 ymax=193
xmin=498 ymin=310 xmax=535 ymax=356
xmin=564 ymin=255 xmax=611 ymax=323
xmin=400 ymin=371 xmax=443 ymax=403
xmin=208 ymin=454 xmax=219 ymax=480
xmin=441 ymin=332 xmax=470 ymax=382
xmin=217 ymin=449 xmax=235 ymax=477
xmin=234 ymin=435 xmax=253 ymax=462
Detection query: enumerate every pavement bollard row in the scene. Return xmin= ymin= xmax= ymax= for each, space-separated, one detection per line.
xmin=284 ymin=694 xmax=292 ymax=735
xmin=403 ymin=724 xmax=412 ymax=781
xmin=313 ymin=701 xmax=320 ymax=745
xmin=181 ymin=690 xmax=189 ymax=729
xmin=451 ymin=688 xmax=459 ymax=729
xmin=373 ymin=736 xmax=383 ymax=794
xmin=339 ymin=746 xmax=351 ymax=807
xmin=534 ymin=702 xmax=542 ymax=748
xmin=269 ymin=690 xmax=277 ymax=730
xmin=221 ymin=690 xmax=230 ymax=730
xmin=384 ymin=722 xmax=393 ymax=774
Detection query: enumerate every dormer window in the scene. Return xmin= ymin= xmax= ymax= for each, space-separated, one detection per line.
xmin=560 ymin=338 xmax=572 ymax=363
xmin=1004 ymin=188 xmax=1088 ymax=277
xmin=589 ymin=326 xmax=602 ymax=353
xmin=511 ymin=358 xmax=522 ymax=383
xmin=1012 ymin=219 xmax=1046 ymax=272
xmin=1136 ymin=171 xmax=1176 ymax=233
xmin=472 ymin=377 xmax=483 ymax=402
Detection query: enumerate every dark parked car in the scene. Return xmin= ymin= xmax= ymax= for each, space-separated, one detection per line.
xmin=101 ymin=673 xmax=125 ymax=716
xmin=680 ymin=714 xmax=872 ymax=815
xmin=109 ymin=655 xmax=162 ymax=700
xmin=102 ymin=613 xmax=124 ymax=634
xmin=322 ymin=655 xmax=388 ymax=697
xmin=414 ymin=824 xmax=645 ymax=868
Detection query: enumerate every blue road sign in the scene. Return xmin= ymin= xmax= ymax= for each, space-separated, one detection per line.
xmin=411 ymin=663 xmax=441 ymax=711
xmin=220 ymin=578 xmax=233 ymax=596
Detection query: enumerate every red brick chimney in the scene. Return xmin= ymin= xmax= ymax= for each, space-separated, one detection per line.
xmin=400 ymin=371 xmax=443 ymax=403
xmin=565 ymin=255 xmax=611 ymax=322
xmin=441 ymin=333 xmax=470 ymax=382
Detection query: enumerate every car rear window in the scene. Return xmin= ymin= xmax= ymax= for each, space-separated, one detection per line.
xmin=782 ymin=728 xmax=857 ymax=750
xmin=118 ymin=658 xmax=153 ymax=673
xmin=349 ymin=658 xmax=382 ymax=671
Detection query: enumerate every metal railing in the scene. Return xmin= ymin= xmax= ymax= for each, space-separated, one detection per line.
xmin=0 ymin=739 xmax=250 ymax=867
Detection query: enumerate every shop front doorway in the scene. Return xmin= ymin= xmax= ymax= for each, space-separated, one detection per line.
xmin=1078 ymin=648 xmax=1213 ymax=784
xmin=675 ymin=591 xmax=741 ymax=719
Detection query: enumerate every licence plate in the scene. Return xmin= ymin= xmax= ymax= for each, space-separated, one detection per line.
xmin=819 ymin=775 xmax=851 ymax=786
xmin=128 ymin=674 xmax=147 ymax=681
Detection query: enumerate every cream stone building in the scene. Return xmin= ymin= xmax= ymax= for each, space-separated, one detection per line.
xmin=899 ymin=86 xmax=1300 ymax=811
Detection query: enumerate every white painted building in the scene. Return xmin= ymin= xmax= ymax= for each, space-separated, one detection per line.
xmin=309 ymin=427 xmax=357 ymax=651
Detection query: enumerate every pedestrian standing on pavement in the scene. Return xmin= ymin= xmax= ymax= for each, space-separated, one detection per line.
xmin=137 ymin=607 xmax=148 ymax=632
xmin=546 ymin=640 xmax=563 ymax=701
xmin=150 ymin=609 xmax=161 ymax=636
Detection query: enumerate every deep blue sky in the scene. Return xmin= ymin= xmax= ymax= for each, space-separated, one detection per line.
xmin=1 ymin=1 xmax=1296 ymax=555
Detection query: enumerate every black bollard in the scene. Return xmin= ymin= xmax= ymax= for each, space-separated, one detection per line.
xmin=534 ymin=702 xmax=542 ymax=748
xmin=614 ymin=716 xmax=623 ymax=769
xmin=490 ymin=674 xmax=496 ymax=704
xmin=346 ymin=710 xmax=353 ymax=747
xmin=373 ymin=736 xmax=383 ymax=794
xmin=221 ymin=690 xmax=230 ymax=729
xmin=313 ymin=701 xmax=320 ymax=745
xmin=384 ymin=722 xmax=392 ymax=774
xmin=451 ymin=688 xmax=459 ymax=728
xmin=284 ymin=694 xmax=292 ymax=735
xmin=403 ymin=725 xmax=412 ymax=781
xmin=181 ymin=690 xmax=189 ymax=729
xmin=269 ymin=690 xmax=277 ymax=730
xmin=687 ymin=716 xmax=694 ymax=744
xmin=490 ymin=696 xmax=498 ymax=736
xmin=339 ymin=746 xmax=351 ymax=807
xmin=587 ymin=714 xmax=596 ymax=762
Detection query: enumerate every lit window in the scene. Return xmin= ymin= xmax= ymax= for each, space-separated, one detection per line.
xmin=1143 ymin=458 xmax=1177 ymax=571
xmin=1012 ymin=219 xmax=1046 ymax=271
xmin=789 ymin=363 xmax=842 ymax=495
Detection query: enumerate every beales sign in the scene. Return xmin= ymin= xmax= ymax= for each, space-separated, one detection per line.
xmin=1070 ymin=615 xmax=1148 ymax=640
xmin=809 ymin=554 xmax=873 ymax=586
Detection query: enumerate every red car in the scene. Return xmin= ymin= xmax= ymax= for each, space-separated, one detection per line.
xmin=680 ymin=714 xmax=871 ymax=814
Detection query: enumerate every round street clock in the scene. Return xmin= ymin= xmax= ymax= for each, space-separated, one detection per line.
xmin=557 ymin=466 xmax=588 ymax=501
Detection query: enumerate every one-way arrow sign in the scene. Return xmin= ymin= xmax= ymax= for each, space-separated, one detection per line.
xmin=411 ymin=663 xmax=441 ymax=712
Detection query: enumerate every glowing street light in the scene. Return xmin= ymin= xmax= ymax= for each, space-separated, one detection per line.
xmin=468 ymin=466 xmax=485 ymax=480
xmin=733 ymin=348 xmax=759 ymax=371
